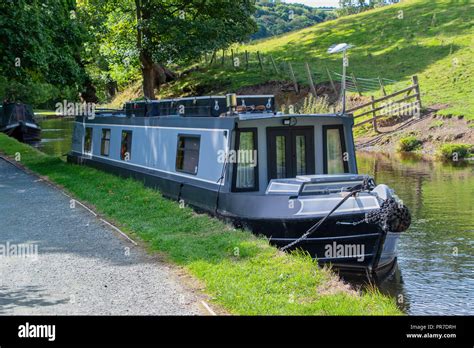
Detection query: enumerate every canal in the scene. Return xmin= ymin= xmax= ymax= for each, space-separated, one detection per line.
xmin=35 ymin=116 xmax=473 ymax=315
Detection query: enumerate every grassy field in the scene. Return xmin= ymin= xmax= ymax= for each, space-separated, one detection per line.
xmin=152 ymin=0 xmax=473 ymax=119
xmin=0 ymin=133 xmax=401 ymax=315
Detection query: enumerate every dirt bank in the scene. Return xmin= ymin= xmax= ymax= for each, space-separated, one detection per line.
xmin=355 ymin=110 xmax=474 ymax=155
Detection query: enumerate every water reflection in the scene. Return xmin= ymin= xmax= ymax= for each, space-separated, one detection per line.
xmin=34 ymin=117 xmax=74 ymax=158
xmin=358 ymin=151 xmax=474 ymax=315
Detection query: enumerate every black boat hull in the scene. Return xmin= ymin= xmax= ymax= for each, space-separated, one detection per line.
xmin=1 ymin=122 xmax=41 ymax=142
xmin=225 ymin=213 xmax=399 ymax=276
xmin=67 ymin=152 xmax=399 ymax=278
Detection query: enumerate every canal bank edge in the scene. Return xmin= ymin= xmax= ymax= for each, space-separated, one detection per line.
xmin=0 ymin=133 xmax=401 ymax=315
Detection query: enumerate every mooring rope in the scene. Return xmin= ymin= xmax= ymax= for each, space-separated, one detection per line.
xmin=280 ymin=176 xmax=372 ymax=251
xmin=280 ymin=177 xmax=411 ymax=252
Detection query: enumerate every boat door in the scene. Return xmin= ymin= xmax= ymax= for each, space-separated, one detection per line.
xmin=267 ymin=126 xmax=315 ymax=180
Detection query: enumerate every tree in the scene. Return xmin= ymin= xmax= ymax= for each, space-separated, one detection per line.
xmin=0 ymin=0 xmax=87 ymax=107
xmin=251 ymin=1 xmax=335 ymax=41
xmin=81 ymin=0 xmax=257 ymax=100
xmin=337 ymin=0 xmax=399 ymax=17
xmin=135 ymin=0 xmax=257 ymax=99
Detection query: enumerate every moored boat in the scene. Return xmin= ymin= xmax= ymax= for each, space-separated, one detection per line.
xmin=0 ymin=102 xmax=41 ymax=142
xmin=67 ymin=94 xmax=411 ymax=278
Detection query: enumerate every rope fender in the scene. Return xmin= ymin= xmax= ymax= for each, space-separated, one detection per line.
xmin=365 ymin=197 xmax=411 ymax=233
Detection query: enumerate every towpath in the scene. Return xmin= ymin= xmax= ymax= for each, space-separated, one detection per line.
xmin=0 ymin=158 xmax=206 ymax=315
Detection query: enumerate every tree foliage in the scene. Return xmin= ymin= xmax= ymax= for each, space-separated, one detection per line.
xmin=139 ymin=0 xmax=257 ymax=64
xmin=77 ymin=0 xmax=141 ymax=100
xmin=337 ymin=0 xmax=400 ymax=17
xmin=0 ymin=0 xmax=87 ymax=107
xmin=79 ymin=0 xmax=257 ymax=99
xmin=251 ymin=1 xmax=336 ymax=40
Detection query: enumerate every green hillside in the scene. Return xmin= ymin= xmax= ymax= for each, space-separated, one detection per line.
xmin=251 ymin=1 xmax=335 ymax=40
xmin=159 ymin=0 xmax=473 ymax=119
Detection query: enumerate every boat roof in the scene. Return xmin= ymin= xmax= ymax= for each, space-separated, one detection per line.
xmin=94 ymin=94 xmax=352 ymax=119
xmin=237 ymin=112 xmax=348 ymax=121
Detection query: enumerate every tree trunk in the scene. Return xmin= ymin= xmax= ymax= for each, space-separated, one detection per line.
xmin=140 ymin=51 xmax=156 ymax=99
xmin=80 ymin=78 xmax=99 ymax=104
xmin=106 ymin=81 xmax=118 ymax=99
xmin=136 ymin=0 xmax=176 ymax=100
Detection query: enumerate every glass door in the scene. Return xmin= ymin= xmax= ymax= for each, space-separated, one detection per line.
xmin=267 ymin=126 xmax=315 ymax=180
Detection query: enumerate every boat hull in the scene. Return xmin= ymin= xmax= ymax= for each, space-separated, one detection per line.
xmin=1 ymin=122 xmax=41 ymax=142
xmin=226 ymin=214 xmax=399 ymax=277
xmin=67 ymin=152 xmax=399 ymax=278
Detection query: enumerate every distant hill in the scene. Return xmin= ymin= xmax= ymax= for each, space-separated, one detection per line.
xmin=251 ymin=1 xmax=336 ymax=40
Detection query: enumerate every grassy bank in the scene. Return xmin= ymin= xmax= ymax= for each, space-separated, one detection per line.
xmin=0 ymin=133 xmax=401 ymax=315
xmin=137 ymin=0 xmax=472 ymax=120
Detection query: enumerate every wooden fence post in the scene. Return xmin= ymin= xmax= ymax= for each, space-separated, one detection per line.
xmin=288 ymin=62 xmax=299 ymax=94
xmin=325 ymin=66 xmax=337 ymax=95
xmin=412 ymin=75 xmax=422 ymax=118
xmin=378 ymin=77 xmax=387 ymax=96
xmin=371 ymin=95 xmax=378 ymax=133
xmin=270 ymin=55 xmax=279 ymax=75
xmin=257 ymin=51 xmax=264 ymax=71
xmin=221 ymin=50 xmax=225 ymax=66
xmin=231 ymin=49 xmax=235 ymax=68
xmin=305 ymin=62 xmax=317 ymax=97
xmin=351 ymin=73 xmax=362 ymax=96
xmin=245 ymin=51 xmax=249 ymax=70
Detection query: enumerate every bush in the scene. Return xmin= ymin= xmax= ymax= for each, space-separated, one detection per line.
xmin=397 ymin=136 xmax=422 ymax=152
xmin=436 ymin=143 xmax=472 ymax=161
xmin=429 ymin=120 xmax=444 ymax=129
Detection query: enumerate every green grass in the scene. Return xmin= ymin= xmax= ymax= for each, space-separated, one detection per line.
xmin=0 ymin=133 xmax=401 ymax=315
xmin=157 ymin=0 xmax=473 ymax=120
xmin=429 ymin=120 xmax=445 ymax=129
xmin=397 ymin=135 xmax=423 ymax=152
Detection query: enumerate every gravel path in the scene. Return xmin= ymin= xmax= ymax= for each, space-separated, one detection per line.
xmin=0 ymin=158 xmax=205 ymax=315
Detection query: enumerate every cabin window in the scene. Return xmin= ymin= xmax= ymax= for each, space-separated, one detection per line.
xmin=120 ymin=130 xmax=132 ymax=161
xmin=176 ymin=135 xmax=200 ymax=175
xmin=323 ymin=125 xmax=349 ymax=174
xmin=101 ymin=129 xmax=111 ymax=156
xmin=232 ymin=128 xmax=258 ymax=192
xmin=84 ymin=127 xmax=93 ymax=154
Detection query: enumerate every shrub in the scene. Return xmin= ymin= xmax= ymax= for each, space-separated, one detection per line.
xmin=397 ymin=136 xmax=422 ymax=152
xmin=298 ymin=94 xmax=332 ymax=114
xmin=429 ymin=120 xmax=444 ymax=129
xmin=436 ymin=143 xmax=472 ymax=161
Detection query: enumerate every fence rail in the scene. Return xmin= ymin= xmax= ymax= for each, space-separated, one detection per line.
xmin=346 ymin=75 xmax=422 ymax=131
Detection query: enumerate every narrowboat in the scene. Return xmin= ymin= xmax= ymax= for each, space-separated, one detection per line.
xmin=67 ymin=94 xmax=410 ymax=277
xmin=0 ymin=102 xmax=41 ymax=142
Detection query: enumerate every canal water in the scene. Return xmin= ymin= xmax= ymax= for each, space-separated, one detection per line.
xmin=36 ymin=117 xmax=473 ymax=315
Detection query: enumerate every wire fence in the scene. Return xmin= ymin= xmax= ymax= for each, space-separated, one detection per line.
xmin=200 ymin=49 xmax=423 ymax=132
xmin=201 ymin=49 xmax=402 ymax=98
